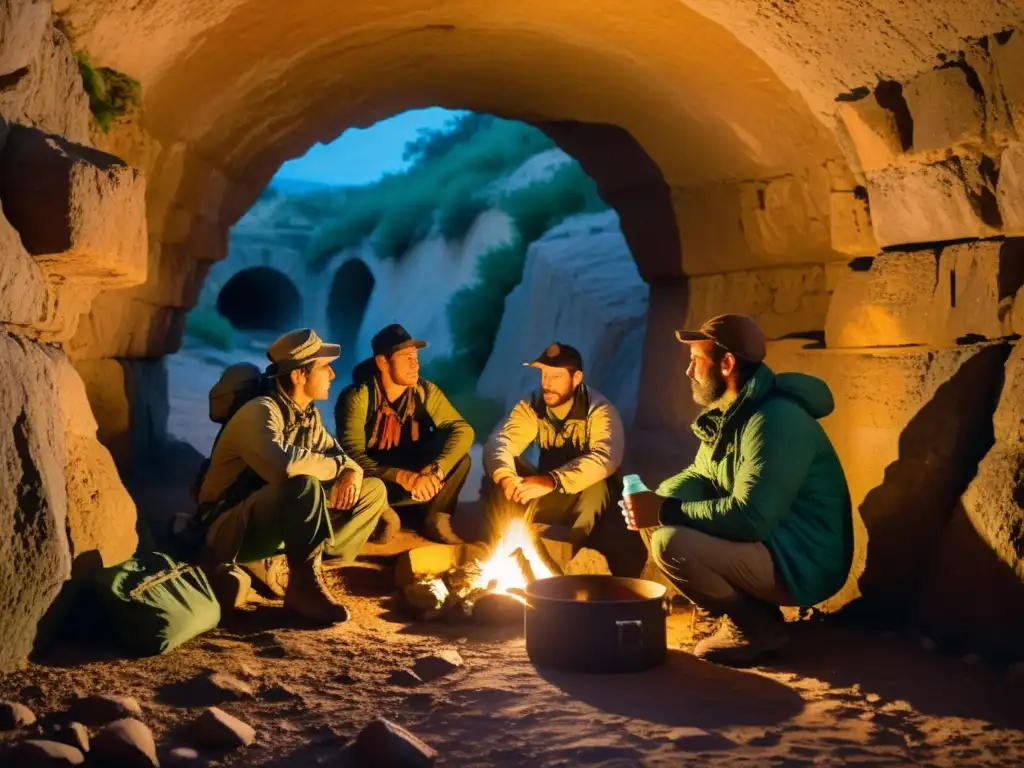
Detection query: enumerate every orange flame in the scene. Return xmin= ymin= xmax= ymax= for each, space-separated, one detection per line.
xmin=473 ymin=518 xmax=553 ymax=595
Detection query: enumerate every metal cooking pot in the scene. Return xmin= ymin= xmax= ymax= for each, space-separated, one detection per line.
xmin=524 ymin=575 xmax=667 ymax=673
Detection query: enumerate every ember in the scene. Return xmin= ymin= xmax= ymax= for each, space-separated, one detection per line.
xmin=401 ymin=518 xmax=554 ymax=625
xmin=472 ymin=518 xmax=553 ymax=597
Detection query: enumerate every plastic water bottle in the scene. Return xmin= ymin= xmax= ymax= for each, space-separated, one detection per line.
xmin=621 ymin=473 xmax=650 ymax=499
xmin=621 ymin=474 xmax=649 ymax=531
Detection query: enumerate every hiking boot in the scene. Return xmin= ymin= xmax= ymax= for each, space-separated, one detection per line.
xmin=284 ymin=553 xmax=350 ymax=624
xmin=369 ymin=505 xmax=401 ymax=546
xmin=244 ymin=555 xmax=289 ymax=597
xmin=210 ymin=564 xmax=252 ymax=612
xmin=423 ymin=511 xmax=463 ymax=545
xmin=693 ymin=599 xmax=789 ymax=667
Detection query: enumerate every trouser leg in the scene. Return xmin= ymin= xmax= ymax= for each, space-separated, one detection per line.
xmin=425 ymin=453 xmax=471 ymax=521
xmin=582 ymin=478 xmax=647 ymax=577
xmin=323 ymin=477 xmax=388 ymax=561
xmin=641 ymin=525 xmax=791 ymax=609
xmin=204 ymin=475 xmax=332 ymax=568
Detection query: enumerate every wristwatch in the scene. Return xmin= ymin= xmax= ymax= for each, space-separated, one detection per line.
xmin=548 ymin=472 xmax=563 ymax=492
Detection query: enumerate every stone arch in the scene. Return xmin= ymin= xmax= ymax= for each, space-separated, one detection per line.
xmin=216 ymin=266 xmax=303 ymax=332
xmin=325 ymin=258 xmax=376 ymax=363
xmin=46 ymin=0 xmax=1024 ymax=661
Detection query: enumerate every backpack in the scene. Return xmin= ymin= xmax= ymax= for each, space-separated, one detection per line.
xmin=92 ymin=551 xmax=221 ymax=656
xmin=168 ymin=363 xmax=267 ymax=559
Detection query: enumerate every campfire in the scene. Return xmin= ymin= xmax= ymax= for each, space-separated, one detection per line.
xmin=401 ymin=519 xmax=555 ymax=626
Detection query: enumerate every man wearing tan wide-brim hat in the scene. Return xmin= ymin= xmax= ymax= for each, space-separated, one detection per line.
xmin=197 ymin=328 xmax=388 ymax=624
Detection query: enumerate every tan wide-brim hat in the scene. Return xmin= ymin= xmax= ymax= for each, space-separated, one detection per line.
xmin=266 ymin=328 xmax=340 ymax=377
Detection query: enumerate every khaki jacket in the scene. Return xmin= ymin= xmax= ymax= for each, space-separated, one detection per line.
xmin=484 ymin=386 xmax=624 ymax=495
xmin=198 ymin=395 xmax=361 ymax=504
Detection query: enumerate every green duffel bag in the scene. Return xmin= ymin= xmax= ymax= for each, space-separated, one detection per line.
xmin=93 ymin=551 xmax=221 ymax=656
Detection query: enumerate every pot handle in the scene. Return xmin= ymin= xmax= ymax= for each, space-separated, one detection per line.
xmin=616 ymin=619 xmax=644 ymax=649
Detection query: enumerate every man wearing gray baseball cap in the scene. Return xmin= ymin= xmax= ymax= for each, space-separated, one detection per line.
xmin=622 ymin=314 xmax=853 ymax=666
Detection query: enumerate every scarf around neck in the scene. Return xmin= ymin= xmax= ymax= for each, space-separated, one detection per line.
xmin=367 ymin=375 xmax=419 ymax=452
xmin=267 ymin=381 xmax=319 ymax=450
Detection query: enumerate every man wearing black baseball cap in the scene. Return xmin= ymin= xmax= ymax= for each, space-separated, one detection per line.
xmin=335 ymin=324 xmax=474 ymax=544
xmin=621 ymin=314 xmax=853 ymax=666
xmin=464 ymin=342 xmax=646 ymax=576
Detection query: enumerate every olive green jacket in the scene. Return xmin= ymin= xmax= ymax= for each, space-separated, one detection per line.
xmin=337 ymin=379 xmax=474 ymax=482
xmin=657 ymin=365 xmax=854 ymax=607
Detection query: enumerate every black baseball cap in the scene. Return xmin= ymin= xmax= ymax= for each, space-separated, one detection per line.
xmin=674 ymin=313 xmax=766 ymax=363
xmin=524 ymin=342 xmax=584 ymax=372
xmin=372 ymin=324 xmax=427 ymax=357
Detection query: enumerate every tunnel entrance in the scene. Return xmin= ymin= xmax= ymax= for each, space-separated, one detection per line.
xmin=326 ymin=259 xmax=375 ymax=357
xmin=217 ymin=267 xmax=303 ymax=331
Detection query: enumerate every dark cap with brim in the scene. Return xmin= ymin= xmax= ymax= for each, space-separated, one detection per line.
xmin=524 ymin=342 xmax=584 ymax=371
xmin=372 ymin=323 xmax=428 ymax=358
xmin=675 ymin=313 xmax=766 ymax=363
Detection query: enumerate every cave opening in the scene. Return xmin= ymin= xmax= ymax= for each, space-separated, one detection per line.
xmin=216 ymin=266 xmax=303 ymax=332
xmin=326 ymin=259 xmax=375 ymax=362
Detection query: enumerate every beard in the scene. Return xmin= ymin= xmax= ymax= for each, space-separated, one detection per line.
xmin=542 ymin=388 xmax=574 ymax=408
xmin=690 ymin=372 xmax=726 ymax=407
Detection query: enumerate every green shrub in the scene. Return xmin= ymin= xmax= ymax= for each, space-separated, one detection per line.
xmin=370 ymin=191 xmax=435 ymax=261
xmin=501 ymin=162 xmax=607 ymax=243
xmin=298 ymin=117 xmax=557 ymax=270
xmin=74 ymin=52 xmax=141 ymax=131
xmin=185 ymin=307 xmax=235 ymax=351
xmin=446 ymin=241 xmax=527 ymax=372
xmin=421 ymin=353 xmax=504 ymax=442
xmin=307 ymin=197 xmax=383 ymax=269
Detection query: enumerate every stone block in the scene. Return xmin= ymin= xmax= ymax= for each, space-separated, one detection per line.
xmin=0 ymin=125 xmax=147 ymax=284
xmin=0 ymin=200 xmax=48 ymax=329
xmin=72 ymin=359 xmax=131 ymax=466
xmin=915 ymin=342 xmax=1024 ymax=660
xmin=0 ymin=335 xmax=72 ymax=674
xmin=65 ymin=435 xmax=138 ymax=574
xmin=992 ymin=31 xmax=1024 ymax=141
xmin=738 ymin=169 xmax=832 ymax=259
xmin=997 ymin=142 xmax=1024 ymax=235
xmin=68 ymin=293 xmax=187 ymax=360
xmin=0 ymin=26 xmax=91 ymax=147
xmin=121 ymin=241 xmax=217 ymax=309
xmin=837 ymin=98 xmax=904 ymax=173
xmin=395 ymin=544 xmax=464 ymax=587
xmin=765 ymin=340 xmax=1010 ymax=613
xmin=0 ymin=0 xmax=48 ymax=79
xmin=825 ymin=240 xmax=1023 ymax=347
xmin=673 ymin=184 xmax=751 ymax=276
xmin=866 ymin=157 xmax=1001 ymax=247
xmin=829 ymin=188 xmax=878 ymax=256
xmin=903 ymin=66 xmax=985 ymax=154
xmin=685 ymin=263 xmax=846 ymax=340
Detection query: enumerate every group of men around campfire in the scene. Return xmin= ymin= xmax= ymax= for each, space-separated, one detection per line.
xmin=196 ymin=315 xmax=853 ymax=666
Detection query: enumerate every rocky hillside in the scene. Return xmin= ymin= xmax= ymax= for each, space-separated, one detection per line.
xmin=183 ymin=119 xmax=645 ymax=436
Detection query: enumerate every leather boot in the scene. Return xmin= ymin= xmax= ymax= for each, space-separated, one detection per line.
xmin=424 ymin=511 xmax=463 ymax=545
xmin=284 ymin=551 xmax=350 ymax=624
xmin=692 ymin=594 xmax=789 ymax=667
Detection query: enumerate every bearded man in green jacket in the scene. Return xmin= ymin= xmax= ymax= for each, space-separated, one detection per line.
xmin=623 ymin=314 xmax=853 ymax=667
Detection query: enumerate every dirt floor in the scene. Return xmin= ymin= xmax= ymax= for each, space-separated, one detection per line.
xmin=4 ymin=342 xmax=1021 ymax=766
xmin=2 ymin=530 xmax=1024 ymax=767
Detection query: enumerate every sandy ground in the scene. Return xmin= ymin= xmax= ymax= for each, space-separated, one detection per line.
xmin=2 ymin=545 xmax=1023 ymax=766
xmin=3 ymin=341 xmax=1021 ymax=766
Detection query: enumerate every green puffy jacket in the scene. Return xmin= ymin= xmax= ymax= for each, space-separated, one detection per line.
xmin=657 ymin=364 xmax=853 ymax=607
